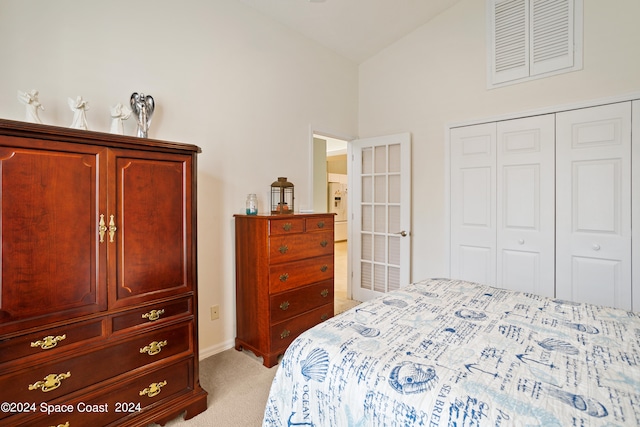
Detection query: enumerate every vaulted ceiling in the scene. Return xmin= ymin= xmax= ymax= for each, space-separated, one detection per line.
xmin=237 ymin=0 xmax=463 ymax=63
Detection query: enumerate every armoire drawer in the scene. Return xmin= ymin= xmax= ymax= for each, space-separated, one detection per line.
xmin=10 ymin=358 xmax=194 ymax=427
xmin=0 ymin=318 xmax=105 ymax=366
xmin=269 ymin=255 xmax=334 ymax=293
xmin=269 ymin=230 xmax=334 ymax=263
xmin=269 ymin=218 xmax=305 ymax=235
xmin=270 ymin=303 xmax=333 ymax=352
xmin=0 ymin=321 xmax=192 ymax=412
xmin=111 ymin=296 xmax=192 ymax=333
xmin=270 ymin=280 xmax=334 ymax=324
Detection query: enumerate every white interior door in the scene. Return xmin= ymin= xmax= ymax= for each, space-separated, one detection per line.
xmin=450 ymin=123 xmax=497 ymax=285
xmin=496 ymin=114 xmax=555 ymax=296
xmin=556 ymin=101 xmax=632 ymax=309
xmin=349 ymin=133 xmax=411 ymax=302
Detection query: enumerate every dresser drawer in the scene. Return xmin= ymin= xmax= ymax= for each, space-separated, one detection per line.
xmin=0 ymin=321 xmax=192 ymax=412
xmin=269 ymin=255 xmax=334 ymax=293
xmin=269 ymin=218 xmax=305 ymax=235
xmin=270 ymin=303 xmax=333 ymax=352
xmin=305 ymin=216 xmax=334 ymax=232
xmin=0 ymin=319 xmax=105 ymax=366
xmin=269 ymin=230 xmax=334 ymax=263
xmin=11 ymin=358 xmax=194 ymax=427
xmin=111 ymin=296 xmax=192 ymax=333
xmin=270 ymin=280 xmax=334 ymax=324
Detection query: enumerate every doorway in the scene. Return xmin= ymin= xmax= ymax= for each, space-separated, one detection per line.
xmin=312 ymin=133 xmax=357 ymax=311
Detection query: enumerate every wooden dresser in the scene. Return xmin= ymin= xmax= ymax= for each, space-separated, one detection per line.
xmin=0 ymin=119 xmax=207 ymax=426
xmin=234 ymin=213 xmax=335 ymax=367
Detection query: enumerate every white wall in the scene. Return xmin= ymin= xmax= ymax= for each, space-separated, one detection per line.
xmin=0 ymin=0 xmax=358 ymax=355
xmin=359 ymin=0 xmax=640 ymax=283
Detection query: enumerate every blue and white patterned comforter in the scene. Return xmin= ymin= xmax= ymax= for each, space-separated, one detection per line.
xmin=262 ymin=278 xmax=640 ymax=426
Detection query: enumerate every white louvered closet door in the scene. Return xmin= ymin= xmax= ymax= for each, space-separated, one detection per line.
xmin=556 ymin=102 xmax=632 ymax=309
xmin=350 ymin=133 xmax=411 ymax=302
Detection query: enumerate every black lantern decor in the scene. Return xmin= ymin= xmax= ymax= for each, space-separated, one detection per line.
xmin=271 ymin=177 xmax=294 ymax=214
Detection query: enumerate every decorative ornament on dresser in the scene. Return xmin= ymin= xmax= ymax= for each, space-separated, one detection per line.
xmin=109 ymin=102 xmax=132 ymax=135
xmin=17 ymin=89 xmax=44 ymax=123
xmin=68 ymin=96 xmax=89 ymax=130
xmin=130 ymin=92 xmax=155 ymax=138
xmin=270 ymin=177 xmax=295 ymax=214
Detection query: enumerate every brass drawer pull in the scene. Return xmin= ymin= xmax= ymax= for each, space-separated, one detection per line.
xmin=317 ymin=221 xmax=325 ymax=228
xmin=29 ymin=372 xmax=71 ymax=393
xmin=279 ymin=301 xmax=290 ymax=310
xmin=279 ymin=245 xmax=289 ymax=254
xmin=139 ymin=380 xmax=167 ymax=398
xmin=31 ymin=334 xmax=67 ymax=350
xmin=50 ymin=423 xmax=70 ymax=427
xmin=279 ymin=273 xmax=289 ymax=282
xmin=142 ymin=309 xmax=165 ymax=321
xmin=320 ymin=265 xmax=328 ymax=272
xmin=321 ymin=313 xmax=329 ymax=321
xmin=282 ymin=223 xmax=292 ymax=231
xmin=320 ymin=240 xmax=328 ymax=247
xmin=280 ymin=329 xmax=291 ymax=339
xmin=140 ymin=340 xmax=168 ymax=356
xmin=321 ymin=289 xmax=329 ymax=298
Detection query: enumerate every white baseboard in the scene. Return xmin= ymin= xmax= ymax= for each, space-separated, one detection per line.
xmin=199 ymin=338 xmax=235 ymax=360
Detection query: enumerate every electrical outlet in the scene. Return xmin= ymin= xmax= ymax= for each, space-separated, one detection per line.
xmin=210 ymin=305 xmax=219 ymax=320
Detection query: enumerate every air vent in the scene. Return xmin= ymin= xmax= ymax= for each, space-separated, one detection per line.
xmin=488 ymin=0 xmax=582 ymax=88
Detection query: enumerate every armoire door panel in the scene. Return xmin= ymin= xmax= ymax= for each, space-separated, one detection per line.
xmin=112 ymin=152 xmax=192 ymax=308
xmin=0 ymin=144 xmax=107 ymax=333
xmin=556 ymin=102 xmax=631 ymax=310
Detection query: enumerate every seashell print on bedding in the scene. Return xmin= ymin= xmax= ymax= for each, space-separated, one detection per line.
xmin=388 ymin=361 xmax=438 ymax=394
xmin=537 ymin=337 xmax=580 ymax=355
xmin=300 ymin=348 xmax=329 ymax=382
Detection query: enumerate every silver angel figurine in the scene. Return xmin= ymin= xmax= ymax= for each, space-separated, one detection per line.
xmin=130 ymin=92 xmax=154 ymax=138
xmin=68 ymin=96 xmax=89 ymax=130
xmin=18 ymin=89 xmax=44 ymax=123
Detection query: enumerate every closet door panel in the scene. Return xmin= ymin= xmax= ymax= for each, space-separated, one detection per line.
xmin=450 ymin=124 xmax=496 ymax=285
xmin=556 ymin=102 xmax=631 ymax=309
xmin=497 ymin=115 xmax=555 ymax=297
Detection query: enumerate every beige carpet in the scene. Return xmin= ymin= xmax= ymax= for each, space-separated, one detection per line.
xmin=150 ymin=349 xmax=278 ymax=427
xmin=153 ymin=241 xmax=360 ymax=426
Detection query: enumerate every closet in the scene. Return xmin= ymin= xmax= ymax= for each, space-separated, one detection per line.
xmin=450 ymin=99 xmax=637 ymax=310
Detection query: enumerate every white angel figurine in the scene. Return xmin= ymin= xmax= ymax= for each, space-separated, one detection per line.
xmin=68 ymin=96 xmax=89 ymax=130
xmin=109 ymin=102 xmax=132 ymax=135
xmin=18 ymin=89 xmax=44 ymax=123
xmin=130 ymin=92 xmax=154 ymax=138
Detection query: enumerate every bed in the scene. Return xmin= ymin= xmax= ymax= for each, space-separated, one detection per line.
xmin=262 ymin=278 xmax=640 ymax=426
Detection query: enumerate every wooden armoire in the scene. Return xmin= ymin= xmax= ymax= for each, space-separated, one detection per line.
xmin=0 ymin=119 xmax=207 ymax=426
